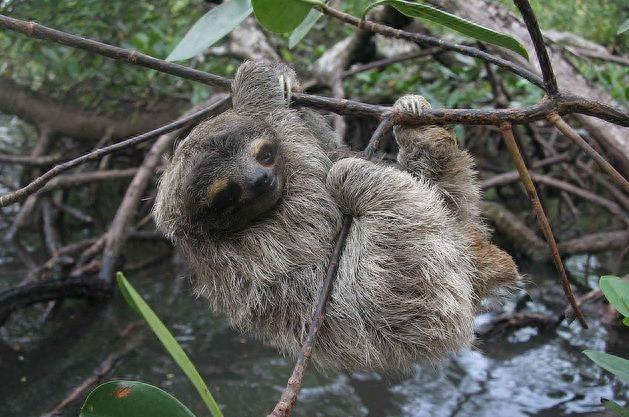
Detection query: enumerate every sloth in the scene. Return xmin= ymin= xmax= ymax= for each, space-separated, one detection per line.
xmin=153 ymin=61 xmax=520 ymax=372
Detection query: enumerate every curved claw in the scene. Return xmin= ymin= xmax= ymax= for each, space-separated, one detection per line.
xmin=279 ymin=74 xmax=293 ymax=106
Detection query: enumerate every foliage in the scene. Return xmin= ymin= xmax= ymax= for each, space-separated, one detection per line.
xmin=81 ymin=381 xmax=196 ymax=417
xmin=0 ymin=0 xmax=238 ymax=111
xmin=582 ymin=275 xmax=629 ymax=416
xmin=167 ymin=0 xmax=252 ymax=62
xmin=363 ymin=0 xmax=528 ymax=59
xmin=80 ymin=273 xmax=224 ymax=417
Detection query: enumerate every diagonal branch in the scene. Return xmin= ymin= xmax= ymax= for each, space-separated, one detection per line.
xmin=314 ymin=3 xmax=544 ymax=88
xmin=500 ymin=123 xmax=588 ymax=328
xmin=0 ymin=97 xmax=231 ymax=207
xmin=548 ymin=112 xmax=629 ymax=192
xmin=268 ymin=117 xmax=393 ymax=417
xmin=512 ymin=0 xmax=558 ymax=94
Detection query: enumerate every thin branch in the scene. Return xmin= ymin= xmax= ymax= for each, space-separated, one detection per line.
xmin=548 ymin=112 xmax=629 ymax=192
xmin=499 ymin=123 xmax=588 ymax=328
xmin=0 ymin=97 xmax=231 ymax=207
xmin=341 ymin=47 xmax=443 ymax=77
xmin=0 ymin=14 xmax=231 ymax=88
xmin=1 ymin=14 xmax=626 ymax=126
xmin=268 ymin=118 xmax=392 ymax=417
xmin=512 ymin=0 xmax=558 ymax=94
xmin=315 ymin=4 xmax=545 ymax=88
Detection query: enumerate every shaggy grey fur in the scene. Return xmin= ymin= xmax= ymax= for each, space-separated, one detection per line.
xmin=153 ymin=61 xmax=520 ymax=372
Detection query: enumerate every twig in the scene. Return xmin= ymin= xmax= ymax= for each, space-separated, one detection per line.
xmin=512 ymin=0 xmax=558 ymax=94
xmin=499 ymin=123 xmax=588 ymax=328
xmin=342 ymin=47 xmax=443 ymax=77
xmin=0 ymin=97 xmax=231 ymax=207
xmin=315 ymin=4 xmax=544 ymax=88
xmin=548 ymin=112 xmax=629 ymax=192
xmin=0 ymin=14 xmax=626 ymax=126
xmin=268 ymin=117 xmax=392 ymax=417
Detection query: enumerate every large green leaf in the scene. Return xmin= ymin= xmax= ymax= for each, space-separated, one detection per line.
xmin=167 ymin=0 xmax=253 ymax=62
xmin=362 ymin=0 xmax=529 ymax=60
xmin=618 ymin=19 xmax=629 ymax=35
xmin=603 ymin=399 xmax=629 ymax=417
xmin=252 ymin=0 xmax=321 ymax=33
xmin=583 ymin=350 xmax=629 ymax=383
xmin=289 ymin=8 xmax=323 ymax=49
xmin=116 ymin=273 xmax=224 ymax=417
xmin=599 ymin=275 xmax=629 ymax=318
xmin=80 ymin=381 xmax=196 ymax=417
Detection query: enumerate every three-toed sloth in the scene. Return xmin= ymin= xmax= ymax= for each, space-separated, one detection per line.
xmin=154 ymin=61 xmax=520 ymax=372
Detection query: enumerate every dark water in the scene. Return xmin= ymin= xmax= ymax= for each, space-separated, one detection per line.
xmin=0 ymin=252 xmax=627 ymax=417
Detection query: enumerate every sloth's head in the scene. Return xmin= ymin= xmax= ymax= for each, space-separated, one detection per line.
xmin=173 ymin=115 xmax=286 ymax=234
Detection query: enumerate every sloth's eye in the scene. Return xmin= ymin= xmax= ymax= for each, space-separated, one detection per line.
xmin=254 ymin=142 xmax=276 ymax=166
xmin=208 ymin=179 xmax=242 ymax=211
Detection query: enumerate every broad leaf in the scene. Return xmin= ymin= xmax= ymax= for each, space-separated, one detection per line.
xmin=618 ymin=19 xmax=629 ymax=35
xmin=80 ymin=381 xmax=196 ymax=417
xmin=116 ymin=273 xmax=224 ymax=417
xmin=252 ymin=0 xmax=320 ymax=33
xmin=603 ymin=399 xmax=629 ymax=417
xmin=363 ymin=0 xmax=529 ymax=60
xmin=583 ymin=350 xmax=629 ymax=383
xmin=289 ymin=8 xmax=323 ymax=49
xmin=599 ymin=275 xmax=629 ymax=318
xmin=167 ymin=0 xmax=253 ymax=62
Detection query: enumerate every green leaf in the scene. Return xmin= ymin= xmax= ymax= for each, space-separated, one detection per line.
xmin=583 ymin=350 xmax=629 ymax=383
xmin=623 ymin=316 xmax=629 ymax=327
xmin=252 ymin=0 xmax=321 ymax=33
xmin=362 ymin=0 xmax=529 ymax=60
xmin=288 ymin=8 xmax=323 ymax=49
xmin=80 ymin=381 xmax=196 ymax=417
xmin=167 ymin=0 xmax=253 ymax=62
xmin=618 ymin=18 xmax=629 ymax=35
xmin=116 ymin=273 xmax=224 ymax=417
xmin=603 ymin=399 xmax=629 ymax=417
xmin=599 ymin=275 xmax=629 ymax=318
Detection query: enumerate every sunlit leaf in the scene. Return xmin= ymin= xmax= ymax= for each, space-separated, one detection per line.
xmin=116 ymin=273 xmax=224 ymax=417
xmin=583 ymin=350 xmax=629 ymax=383
xmin=289 ymin=8 xmax=323 ymax=49
xmin=167 ymin=0 xmax=253 ymax=62
xmin=362 ymin=0 xmax=529 ymax=60
xmin=252 ymin=0 xmax=321 ymax=33
xmin=599 ymin=275 xmax=629 ymax=318
xmin=80 ymin=381 xmax=196 ymax=417
xmin=618 ymin=19 xmax=629 ymax=35
xmin=602 ymin=399 xmax=629 ymax=417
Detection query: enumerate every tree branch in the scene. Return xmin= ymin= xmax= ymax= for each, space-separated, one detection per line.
xmin=500 ymin=123 xmax=588 ymax=328
xmin=0 ymin=97 xmax=231 ymax=207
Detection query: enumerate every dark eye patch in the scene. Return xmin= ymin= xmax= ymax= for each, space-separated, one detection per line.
xmin=254 ymin=142 xmax=277 ymax=166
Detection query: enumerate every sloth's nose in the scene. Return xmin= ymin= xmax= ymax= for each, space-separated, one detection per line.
xmin=246 ymin=168 xmax=275 ymax=194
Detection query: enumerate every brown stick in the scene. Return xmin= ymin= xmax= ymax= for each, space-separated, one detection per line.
xmin=268 ymin=118 xmax=392 ymax=417
xmin=0 ymin=97 xmax=231 ymax=207
xmin=315 ymin=4 xmax=544 ymax=88
xmin=548 ymin=112 xmax=629 ymax=192
xmin=0 ymin=14 xmax=627 ymax=126
xmin=500 ymin=123 xmax=588 ymax=328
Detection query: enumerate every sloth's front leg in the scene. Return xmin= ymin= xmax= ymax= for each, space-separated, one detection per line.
xmin=392 ymin=94 xmax=481 ymax=225
xmin=231 ymin=61 xmax=301 ymax=117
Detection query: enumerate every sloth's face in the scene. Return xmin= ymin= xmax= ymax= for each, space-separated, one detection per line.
xmin=184 ymin=120 xmax=285 ymax=233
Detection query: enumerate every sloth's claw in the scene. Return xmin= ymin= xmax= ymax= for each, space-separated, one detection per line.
xmin=393 ymin=94 xmax=431 ymax=116
xmin=279 ymin=74 xmax=293 ymax=106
